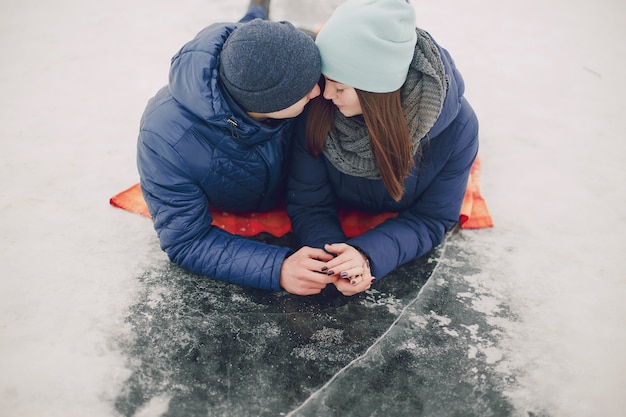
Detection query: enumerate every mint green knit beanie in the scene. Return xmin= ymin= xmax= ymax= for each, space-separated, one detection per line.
xmin=316 ymin=0 xmax=417 ymax=93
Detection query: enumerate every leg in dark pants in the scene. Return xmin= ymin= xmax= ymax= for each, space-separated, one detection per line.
xmin=239 ymin=0 xmax=270 ymax=22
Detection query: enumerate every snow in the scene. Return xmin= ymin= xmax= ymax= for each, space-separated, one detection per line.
xmin=1 ymin=0 xmax=625 ymax=416
xmin=413 ymin=1 xmax=626 ymax=415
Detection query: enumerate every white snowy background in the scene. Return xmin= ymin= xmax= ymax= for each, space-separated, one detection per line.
xmin=1 ymin=0 xmax=624 ymax=416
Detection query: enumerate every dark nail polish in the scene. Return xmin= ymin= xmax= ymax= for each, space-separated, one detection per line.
xmin=321 ymin=265 xmax=328 ymax=272
xmin=340 ymin=271 xmax=348 ymax=278
xmin=327 ymin=270 xmax=334 ymax=275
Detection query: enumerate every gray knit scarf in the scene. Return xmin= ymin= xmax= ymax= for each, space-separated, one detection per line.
xmin=322 ymin=28 xmax=448 ymax=179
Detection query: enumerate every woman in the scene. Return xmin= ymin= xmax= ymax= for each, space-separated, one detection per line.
xmin=286 ymin=0 xmax=479 ymax=296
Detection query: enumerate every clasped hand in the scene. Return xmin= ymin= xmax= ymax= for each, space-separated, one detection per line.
xmin=280 ymin=243 xmax=375 ymax=296
xmin=322 ymin=243 xmax=375 ymax=296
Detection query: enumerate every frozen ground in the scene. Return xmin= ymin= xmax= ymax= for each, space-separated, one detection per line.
xmin=1 ymin=0 xmax=625 ymax=416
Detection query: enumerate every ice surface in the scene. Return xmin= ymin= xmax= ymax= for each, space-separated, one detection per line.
xmin=1 ymin=0 xmax=625 ymax=416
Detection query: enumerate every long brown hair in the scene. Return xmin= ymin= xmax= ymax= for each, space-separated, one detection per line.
xmin=306 ymin=81 xmax=413 ymax=202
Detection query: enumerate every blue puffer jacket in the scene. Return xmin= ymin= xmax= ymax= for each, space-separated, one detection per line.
xmin=137 ymin=22 xmax=294 ymax=290
xmin=287 ymin=34 xmax=479 ymax=281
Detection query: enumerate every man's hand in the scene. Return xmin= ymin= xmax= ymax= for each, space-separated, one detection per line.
xmin=280 ymin=246 xmax=336 ymax=295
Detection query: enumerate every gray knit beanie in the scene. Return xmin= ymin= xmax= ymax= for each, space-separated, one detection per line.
xmin=219 ymin=19 xmax=321 ymax=113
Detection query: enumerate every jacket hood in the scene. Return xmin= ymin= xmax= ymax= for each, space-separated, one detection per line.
xmin=167 ymin=22 xmax=285 ymax=144
xmin=168 ymin=23 xmax=234 ymax=122
xmin=426 ymin=36 xmax=465 ymax=139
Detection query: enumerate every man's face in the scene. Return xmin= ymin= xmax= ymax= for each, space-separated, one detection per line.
xmin=264 ymin=83 xmax=321 ymax=119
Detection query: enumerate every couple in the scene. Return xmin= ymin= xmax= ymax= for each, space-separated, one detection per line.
xmin=136 ymin=0 xmax=479 ymax=297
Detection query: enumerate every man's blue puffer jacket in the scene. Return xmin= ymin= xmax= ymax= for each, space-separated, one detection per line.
xmin=137 ymin=22 xmax=294 ymax=290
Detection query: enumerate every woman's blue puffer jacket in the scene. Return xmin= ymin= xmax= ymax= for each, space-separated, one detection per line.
xmin=137 ymin=22 xmax=294 ymax=290
xmin=287 ymin=34 xmax=479 ymax=281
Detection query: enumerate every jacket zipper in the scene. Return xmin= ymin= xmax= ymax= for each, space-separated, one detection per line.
xmin=226 ymin=118 xmax=239 ymax=139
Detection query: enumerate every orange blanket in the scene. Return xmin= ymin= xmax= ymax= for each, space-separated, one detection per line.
xmin=110 ymin=158 xmax=492 ymax=237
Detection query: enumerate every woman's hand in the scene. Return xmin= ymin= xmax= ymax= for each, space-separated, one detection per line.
xmin=323 ymin=243 xmax=375 ymax=296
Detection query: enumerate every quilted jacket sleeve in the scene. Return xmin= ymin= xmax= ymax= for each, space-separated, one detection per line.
xmin=137 ymin=131 xmax=291 ymax=291
xmin=287 ymin=126 xmax=347 ymax=249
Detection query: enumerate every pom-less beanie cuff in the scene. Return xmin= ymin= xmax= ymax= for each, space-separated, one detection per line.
xmin=316 ymin=0 xmax=417 ymax=93
xmin=219 ymin=19 xmax=321 ymax=113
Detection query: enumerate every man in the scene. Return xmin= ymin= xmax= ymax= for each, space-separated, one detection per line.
xmin=137 ymin=1 xmax=335 ymax=295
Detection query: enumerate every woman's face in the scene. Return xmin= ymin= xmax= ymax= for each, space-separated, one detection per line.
xmin=322 ymin=77 xmax=363 ymax=117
